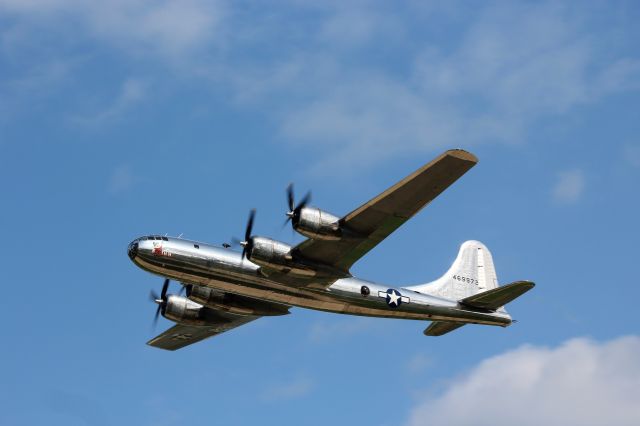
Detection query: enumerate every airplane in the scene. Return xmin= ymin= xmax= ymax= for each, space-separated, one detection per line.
xmin=127 ymin=149 xmax=534 ymax=350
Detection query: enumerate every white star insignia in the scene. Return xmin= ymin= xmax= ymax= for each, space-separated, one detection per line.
xmin=387 ymin=290 xmax=401 ymax=306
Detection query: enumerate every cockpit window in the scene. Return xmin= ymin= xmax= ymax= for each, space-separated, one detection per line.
xmin=194 ymin=244 xmax=200 ymax=249
xmin=154 ymin=236 xmax=162 ymax=240
xmin=147 ymin=236 xmax=154 ymax=240
xmin=162 ymin=237 xmax=168 ymax=241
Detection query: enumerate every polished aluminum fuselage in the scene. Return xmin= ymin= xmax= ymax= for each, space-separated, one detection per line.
xmin=128 ymin=237 xmax=511 ymax=327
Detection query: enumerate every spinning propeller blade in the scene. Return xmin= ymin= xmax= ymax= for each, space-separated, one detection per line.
xmin=284 ymin=183 xmax=311 ymax=227
xmin=237 ymin=209 xmax=256 ymax=260
xmin=150 ymin=278 xmax=170 ymax=329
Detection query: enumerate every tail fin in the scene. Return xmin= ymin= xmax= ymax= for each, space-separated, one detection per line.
xmin=406 ymin=240 xmax=499 ymax=301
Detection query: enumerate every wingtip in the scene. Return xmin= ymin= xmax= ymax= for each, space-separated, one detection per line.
xmin=445 ymin=149 xmax=479 ymax=164
xmin=507 ymin=280 xmax=535 ymax=289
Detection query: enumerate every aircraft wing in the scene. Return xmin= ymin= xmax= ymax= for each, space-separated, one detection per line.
xmin=293 ymin=149 xmax=478 ymax=272
xmin=147 ymin=312 xmax=258 ymax=351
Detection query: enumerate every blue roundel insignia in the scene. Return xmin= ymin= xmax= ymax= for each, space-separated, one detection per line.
xmin=385 ymin=288 xmax=403 ymax=308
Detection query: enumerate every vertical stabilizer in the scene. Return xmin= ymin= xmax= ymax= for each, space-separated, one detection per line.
xmin=406 ymin=240 xmax=499 ymax=300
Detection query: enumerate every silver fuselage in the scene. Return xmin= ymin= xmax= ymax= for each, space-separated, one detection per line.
xmin=128 ymin=237 xmax=511 ymax=327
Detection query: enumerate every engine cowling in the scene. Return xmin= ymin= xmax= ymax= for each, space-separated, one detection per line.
xmin=162 ymin=295 xmax=213 ymax=326
xmin=246 ymin=236 xmax=349 ymax=278
xmin=246 ymin=236 xmax=315 ymax=276
xmin=186 ymin=285 xmax=290 ymax=316
xmin=292 ymin=207 xmax=342 ymax=240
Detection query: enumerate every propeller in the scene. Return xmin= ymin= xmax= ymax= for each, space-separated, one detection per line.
xmin=149 ymin=278 xmax=170 ymax=328
xmin=232 ymin=209 xmax=256 ymax=260
xmin=183 ymin=284 xmax=193 ymax=297
xmin=284 ymin=183 xmax=311 ymax=227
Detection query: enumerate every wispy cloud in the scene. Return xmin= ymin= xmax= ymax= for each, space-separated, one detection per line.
xmin=552 ymin=169 xmax=585 ymax=204
xmin=623 ymin=144 xmax=640 ymax=168
xmin=405 ymin=353 xmax=434 ymax=375
xmin=406 ymin=336 xmax=640 ymax=426
xmin=74 ymin=78 xmax=147 ymax=125
xmin=317 ymin=2 xmax=401 ymax=48
xmin=223 ymin=2 xmax=640 ymax=173
xmin=0 ymin=0 xmax=225 ymax=59
xmin=260 ymin=376 xmax=314 ymax=402
xmin=0 ymin=58 xmax=75 ymax=125
xmin=108 ymin=164 xmax=135 ymax=194
xmin=308 ymin=317 xmax=377 ymax=343
xmin=2 ymin=1 xmax=639 ymax=172
xmin=87 ymin=0 xmax=224 ymax=58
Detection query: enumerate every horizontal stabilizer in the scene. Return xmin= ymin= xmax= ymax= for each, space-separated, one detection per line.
xmin=424 ymin=321 xmax=465 ymax=336
xmin=460 ymin=280 xmax=535 ymax=311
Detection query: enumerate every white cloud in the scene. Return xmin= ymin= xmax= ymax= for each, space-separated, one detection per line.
xmin=317 ymin=2 xmax=400 ymax=48
xmin=2 ymin=1 xmax=639 ymax=171
xmin=406 ymin=336 xmax=640 ymax=426
xmin=260 ymin=376 xmax=314 ymax=402
xmin=279 ymin=75 xmax=463 ymax=174
xmin=225 ymin=2 xmax=640 ymax=173
xmin=86 ymin=0 xmax=224 ymax=58
xmin=414 ymin=2 xmax=594 ymax=113
xmin=0 ymin=0 xmax=225 ymax=58
xmin=552 ymin=169 xmax=585 ymax=204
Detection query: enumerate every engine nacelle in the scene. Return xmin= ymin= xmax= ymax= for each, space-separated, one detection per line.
xmin=293 ymin=207 xmax=342 ymax=240
xmin=186 ymin=285 xmax=290 ymax=316
xmin=246 ymin=236 xmax=349 ymax=278
xmin=162 ymin=295 xmax=213 ymax=326
xmin=246 ymin=237 xmax=315 ymax=277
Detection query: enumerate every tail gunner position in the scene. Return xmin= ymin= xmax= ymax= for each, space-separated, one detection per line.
xmin=127 ymin=150 xmax=534 ymax=350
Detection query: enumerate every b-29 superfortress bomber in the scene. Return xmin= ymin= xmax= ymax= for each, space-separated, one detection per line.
xmin=127 ymin=149 xmax=534 ymax=350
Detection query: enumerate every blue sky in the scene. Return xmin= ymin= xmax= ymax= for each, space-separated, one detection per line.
xmin=2 ymin=1 xmax=640 ymax=425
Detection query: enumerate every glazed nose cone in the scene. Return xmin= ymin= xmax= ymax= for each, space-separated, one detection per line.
xmin=128 ymin=241 xmax=139 ymax=260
